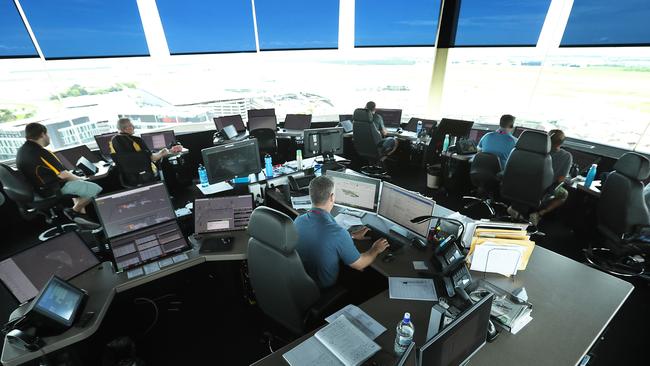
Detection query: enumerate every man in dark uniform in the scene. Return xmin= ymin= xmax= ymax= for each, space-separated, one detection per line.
xmin=15 ymin=123 xmax=102 ymax=224
xmin=109 ymin=117 xmax=173 ymax=161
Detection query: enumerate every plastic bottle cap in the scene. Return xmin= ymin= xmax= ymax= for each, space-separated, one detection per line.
xmin=403 ymin=312 xmax=411 ymax=322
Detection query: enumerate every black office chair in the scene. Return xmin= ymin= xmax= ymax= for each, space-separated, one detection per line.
xmin=352 ymin=108 xmax=391 ymax=180
xmin=0 ymin=163 xmax=79 ymax=241
xmin=500 ymin=131 xmax=554 ymax=224
xmin=247 ymin=207 xmax=347 ymax=336
xmin=111 ymin=152 xmax=159 ymax=189
xmin=462 ymin=152 xmax=506 ymax=218
xmin=585 ymin=153 xmax=650 ymax=278
xmin=249 ymin=128 xmax=278 ymax=163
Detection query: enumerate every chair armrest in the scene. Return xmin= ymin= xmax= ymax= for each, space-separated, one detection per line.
xmin=304 ymin=286 xmax=349 ymax=330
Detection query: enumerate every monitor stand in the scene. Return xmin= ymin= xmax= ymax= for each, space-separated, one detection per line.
xmin=317 ymin=152 xmax=344 ymax=172
xmin=196 ymin=181 xmax=233 ymax=195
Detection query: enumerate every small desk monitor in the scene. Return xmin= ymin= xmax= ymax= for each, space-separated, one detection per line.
xmin=325 ymin=170 xmax=381 ymax=213
xmin=378 ymin=182 xmax=436 ymax=237
xmin=283 ymin=114 xmax=312 ymax=130
xmin=418 ymin=293 xmax=494 ymax=366
xmin=303 ymin=127 xmax=344 ymax=162
xmin=214 ymin=115 xmax=246 ymax=133
xmin=339 ymin=114 xmax=353 ymax=122
xmin=405 ymin=118 xmax=437 ymax=133
xmin=247 ymin=108 xmax=276 ymax=119
xmin=94 ymin=132 xmax=117 ymax=157
xmin=514 ymin=126 xmax=546 ymax=138
xmin=26 ymin=275 xmax=86 ymax=331
xmin=0 ymin=232 xmax=99 ymax=304
xmin=194 ymin=194 xmax=254 ymax=234
xmin=94 ymin=182 xmax=176 ymax=239
xmin=140 ymin=130 xmax=176 ymax=151
xmin=468 ymin=128 xmax=493 ymax=143
xmin=201 ymin=139 xmax=262 ymax=184
xmin=54 ymin=145 xmax=100 ymax=171
xmin=437 ymin=118 xmax=474 ymax=138
xmin=248 ymin=116 xmax=277 ymax=132
xmin=375 ymin=108 xmax=403 ymax=128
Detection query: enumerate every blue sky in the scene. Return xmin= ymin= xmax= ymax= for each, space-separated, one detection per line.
xmin=0 ymin=0 xmax=37 ymax=57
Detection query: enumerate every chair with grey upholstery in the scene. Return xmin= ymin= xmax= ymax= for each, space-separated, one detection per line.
xmin=352 ymin=108 xmax=390 ymax=179
xmin=462 ymin=152 xmax=505 ymax=218
xmin=247 ymin=206 xmax=347 ymax=336
xmin=585 ymin=152 xmax=650 ymax=278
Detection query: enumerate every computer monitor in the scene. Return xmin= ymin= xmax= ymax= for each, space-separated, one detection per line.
xmin=248 ymin=116 xmax=277 ymax=132
xmin=109 ymin=220 xmax=189 ymax=271
xmin=140 ymin=130 xmax=176 ymax=151
xmin=375 ymin=108 xmax=403 ymax=128
xmin=94 ymin=182 xmax=177 ymax=239
xmin=0 ymin=232 xmax=99 ymax=304
xmin=405 ymin=118 xmax=437 ymax=133
xmin=303 ymin=127 xmax=344 ymax=160
xmin=26 ymin=276 xmax=86 ymax=330
xmin=214 ymin=115 xmax=246 ymax=133
xmin=325 ymin=170 xmax=381 ymax=213
xmin=468 ymin=128 xmax=493 ymax=143
xmin=194 ymin=194 xmax=254 ymax=234
xmin=396 ymin=341 xmax=415 ymax=366
xmin=247 ymin=108 xmax=275 ymax=119
xmin=437 ymin=118 xmax=474 ymax=138
xmin=418 ymin=293 xmax=494 ymax=366
xmin=514 ymin=126 xmax=546 ymax=138
xmin=201 ymin=139 xmax=262 ymax=184
xmin=283 ymin=114 xmax=312 ymax=130
xmin=378 ymin=182 xmax=436 ymax=237
xmin=94 ymin=132 xmax=117 ymax=157
xmin=54 ymin=145 xmax=100 ymax=171
xmin=339 ymin=114 xmax=353 ymax=122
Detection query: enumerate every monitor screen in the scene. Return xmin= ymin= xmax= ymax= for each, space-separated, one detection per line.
xmin=303 ymin=127 xmax=344 ymax=158
xmin=0 ymin=232 xmax=98 ymax=304
xmin=326 ymin=170 xmax=381 ymax=213
xmin=94 ymin=182 xmax=176 ymax=239
xmin=284 ymin=114 xmax=312 ymax=130
xmin=339 ymin=114 xmax=353 ymax=122
xmin=248 ymin=108 xmax=276 ymax=119
xmin=405 ymin=118 xmax=437 ymax=133
xmin=214 ymin=115 xmax=246 ymax=133
xmin=140 ymin=130 xmax=176 ymax=151
xmin=32 ymin=276 xmax=85 ymax=326
xmin=468 ymin=129 xmax=492 ymax=143
xmin=419 ymin=294 xmax=494 ymax=366
xmin=514 ymin=126 xmax=546 ymax=138
xmin=54 ymin=145 xmax=100 ymax=171
xmin=248 ymin=116 xmax=277 ymax=131
xmin=438 ymin=118 xmax=474 ymax=138
xmin=201 ymin=139 xmax=262 ymax=184
xmin=375 ymin=108 xmax=403 ymax=128
xmin=94 ymin=132 xmax=117 ymax=156
xmin=194 ymin=195 xmax=254 ymax=234
xmin=378 ymin=182 xmax=435 ymax=237
xmin=109 ymin=220 xmax=189 ymax=271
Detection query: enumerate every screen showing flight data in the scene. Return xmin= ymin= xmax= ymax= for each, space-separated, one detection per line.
xmin=194 ymin=195 xmax=254 ymax=233
xmin=94 ymin=183 xmax=176 ymax=239
xmin=378 ymin=182 xmax=435 ymax=237
xmin=326 ymin=170 xmax=380 ymax=212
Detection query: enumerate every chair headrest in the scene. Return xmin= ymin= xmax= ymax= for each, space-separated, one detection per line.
xmin=353 ymin=108 xmax=372 ymax=123
xmin=515 ymin=131 xmax=550 ymax=154
xmin=614 ymin=152 xmax=650 ymax=181
xmin=247 ymin=206 xmax=298 ymax=255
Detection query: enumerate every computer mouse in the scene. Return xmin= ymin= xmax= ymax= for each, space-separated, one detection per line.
xmin=411 ymin=236 xmax=427 ymax=249
xmin=396 ymin=128 xmax=403 ymax=134
xmin=382 ymin=253 xmax=395 ymax=263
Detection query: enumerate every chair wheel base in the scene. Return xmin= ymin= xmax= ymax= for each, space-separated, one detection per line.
xmin=38 ymin=223 xmax=79 ymax=241
xmin=584 ymin=247 xmax=646 ymax=278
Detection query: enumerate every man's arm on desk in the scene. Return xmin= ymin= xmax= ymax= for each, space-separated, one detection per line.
xmin=349 ymin=237 xmax=389 ymax=271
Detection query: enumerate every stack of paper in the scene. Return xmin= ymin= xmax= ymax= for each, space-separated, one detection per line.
xmin=472 ymin=280 xmax=533 ymax=334
xmin=467 ymin=226 xmax=535 ymax=276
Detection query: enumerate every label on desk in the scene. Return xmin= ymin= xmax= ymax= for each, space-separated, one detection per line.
xmin=143 ymin=262 xmax=161 ymax=275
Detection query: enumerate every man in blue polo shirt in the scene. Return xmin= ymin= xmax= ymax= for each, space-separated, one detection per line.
xmin=294 ymin=176 xmax=389 ymax=288
xmin=477 ymin=114 xmax=517 ymax=169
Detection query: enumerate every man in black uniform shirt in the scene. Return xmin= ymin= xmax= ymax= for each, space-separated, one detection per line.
xmin=15 ymin=123 xmax=102 ymax=224
xmin=109 ymin=118 xmax=172 ymax=162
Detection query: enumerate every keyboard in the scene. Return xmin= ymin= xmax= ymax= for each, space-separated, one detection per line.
xmin=199 ymin=236 xmax=234 ymax=254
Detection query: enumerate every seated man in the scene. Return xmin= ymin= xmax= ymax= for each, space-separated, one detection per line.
xmin=16 ymin=123 xmax=102 ymax=225
xmin=294 ymin=176 xmax=389 ymax=289
xmin=477 ymin=114 xmax=517 ymax=168
xmin=529 ymin=129 xmax=573 ymax=225
xmin=109 ymin=117 xmax=183 ymax=161
xmin=366 ymin=101 xmax=399 ymax=158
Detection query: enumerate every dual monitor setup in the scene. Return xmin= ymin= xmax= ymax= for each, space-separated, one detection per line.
xmin=213 ymin=110 xmax=313 ymax=134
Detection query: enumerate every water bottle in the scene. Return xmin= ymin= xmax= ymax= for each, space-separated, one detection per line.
xmin=394 ymin=312 xmax=415 ymax=356
xmin=416 ymin=120 xmax=423 ymax=136
xmin=584 ymin=163 xmax=598 ymax=188
xmin=296 ymin=149 xmax=303 ymax=171
xmin=442 ymin=134 xmax=451 ymax=152
xmin=198 ymin=164 xmax=209 ymax=187
xmin=264 ymin=154 xmax=274 ymax=178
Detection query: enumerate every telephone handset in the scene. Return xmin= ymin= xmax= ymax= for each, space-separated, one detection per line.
xmin=430 ymin=235 xmax=472 ymax=297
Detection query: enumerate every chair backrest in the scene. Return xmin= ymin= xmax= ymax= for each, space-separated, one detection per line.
xmin=111 ymin=152 xmax=157 ymax=188
xmin=352 ymin=108 xmax=383 ymax=160
xmin=247 ymin=206 xmax=320 ymax=335
xmin=0 ymin=163 xmax=35 ymax=205
xmin=598 ymin=152 xmax=650 ymax=241
xmin=469 ymin=152 xmax=502 ymax=194
xmin=500 ymin=131 xmax=554 ymax=213
xmin=249 ymin=128 xmax=278 ymax=156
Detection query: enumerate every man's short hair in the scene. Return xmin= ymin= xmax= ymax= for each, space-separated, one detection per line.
xmin=365 ymin=101 xmax=376 ymax=111
xmin=116 ymin=117 xmax=132 ymax=131
xmin=549 ymin=129 xmax=566 ymax=148
xmin=309 ymin=176 xmax=335 ymax=206
xmin=25 ymin=122 xmax=47 ymax=140
xmin=499 ymin=114 xmax=515 ymax=129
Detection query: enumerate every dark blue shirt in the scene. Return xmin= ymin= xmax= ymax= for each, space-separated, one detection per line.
xmin=478 ymin=129 xmax=517 ymax=168
xmin=294 ymin=208 xmax=361 ymax=288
